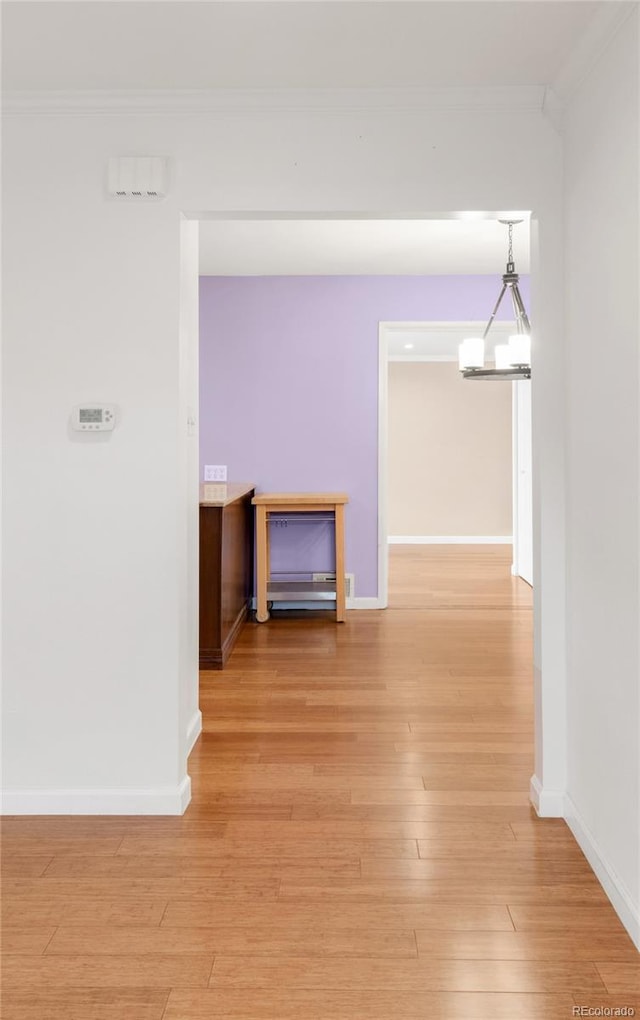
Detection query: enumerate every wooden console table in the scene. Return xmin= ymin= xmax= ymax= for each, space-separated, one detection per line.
xmin=252 ymin=492 xmax=349 ymax=624
xmin=199 ymin=482 xmax=254 ymax=668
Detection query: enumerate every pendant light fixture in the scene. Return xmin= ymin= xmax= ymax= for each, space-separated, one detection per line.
xmin=458 ymin=220 xmax=531 ymax=380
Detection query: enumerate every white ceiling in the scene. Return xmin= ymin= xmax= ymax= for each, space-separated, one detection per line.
xmin=198 ymin=218 xmax=531 ymax=275
xmin=2 ymin=1 xmax=600 ymax=92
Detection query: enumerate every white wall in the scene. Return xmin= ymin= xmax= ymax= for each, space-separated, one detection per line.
xmin=388 ymin=362 xmax=513 ymax=538
xmin=1 ymin=127 xmax=193 ymax=813
xmin=1 ymin=93 xmax=565 ymax=815
xmin=563 ymin=9 xmax=640 ymax=944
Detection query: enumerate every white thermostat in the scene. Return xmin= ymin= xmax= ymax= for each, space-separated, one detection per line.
xmin=72 ymin=404 xmax=116 ymax=432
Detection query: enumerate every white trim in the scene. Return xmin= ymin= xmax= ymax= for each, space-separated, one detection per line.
xmin=347 ymin=596 xmax=385 ymax=610
xmin=511 ymin=382 xmax=520 ymax=577
xmin=382 ymin=320 xmax=517 ymax=355
xmin=1 ymin=776 xmax=192 ymax=816
xmin=378 ymin=325 xmax=389 ymax=609
xmin=565 ymin=795 xmax=640 ymax=950
xmin=388 ymin=354 xmax=459 ymax=363
xmin=186 ymin=710 xmax=203 ymax=756
xmin=389 ymin=535 xmax=512 ymax=545
xmin=2 ymin=86 xmax=547 ymax=118
xmin=529 ymin=775 xmax=565 ymax=818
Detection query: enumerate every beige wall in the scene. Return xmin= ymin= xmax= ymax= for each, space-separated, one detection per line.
xmin=388 ymin=361 xmax=512 ymax=537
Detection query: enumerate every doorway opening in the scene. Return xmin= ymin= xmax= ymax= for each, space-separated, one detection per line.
xmin=186 ymin=208 xmax=540 ymax=800
xmin=378 ymin=319 xmax=533 ymax=609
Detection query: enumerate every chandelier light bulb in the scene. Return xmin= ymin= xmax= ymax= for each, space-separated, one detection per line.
xmin=494 ymin=344 xmax=513 ymax=370
xmin=508 ymin=334 xmax=531 ymax=367
xmin=458 ymin=337 xmax=485 ymax=371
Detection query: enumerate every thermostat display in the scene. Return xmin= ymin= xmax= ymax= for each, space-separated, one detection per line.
xmin=72 ymin=404 xmax=115 ymax=432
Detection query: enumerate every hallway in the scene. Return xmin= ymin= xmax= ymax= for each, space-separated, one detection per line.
xmin=2 ymin=548 xmax=637 ymax=1019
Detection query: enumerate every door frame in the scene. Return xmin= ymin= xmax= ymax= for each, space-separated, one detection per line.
xmin=377 ymin=319 xmax=529 ymax=607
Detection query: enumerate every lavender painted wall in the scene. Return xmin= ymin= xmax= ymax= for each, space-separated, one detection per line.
xmin=199 ymin=275 xmax=530 ymax=598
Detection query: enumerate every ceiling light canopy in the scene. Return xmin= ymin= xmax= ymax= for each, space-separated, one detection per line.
xmin=459 ymin=220 xmax=531 ymax=381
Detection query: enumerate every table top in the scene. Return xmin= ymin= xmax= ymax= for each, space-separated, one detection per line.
xmin=200 ymin=482 xmax=255 ymax=507
xmin=252 ymin=492 xmax=349 ymax=506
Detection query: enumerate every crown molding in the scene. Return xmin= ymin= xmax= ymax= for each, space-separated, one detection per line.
xmin=551 ymin=1 xmax=638 ymax=107
xmin=2 ymin=85 xmax=546 ymax=118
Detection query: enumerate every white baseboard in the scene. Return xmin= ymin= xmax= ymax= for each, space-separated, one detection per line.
xmin=1 ymin=775 xmax=192 ymax=816
xmin=388 ymin=535 xmax=513 ymax=545
xmin=347 ymin=596 xmax=385 ymax=610
xmin=565 ymin=795 xmax=640 ymax=950
xmin=186 ymin=709 xmax=202 ymax=755
xmin=529 ymin=775 xmax=565 ymax=817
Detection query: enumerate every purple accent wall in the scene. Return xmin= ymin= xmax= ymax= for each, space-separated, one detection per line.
xmin=199 ymin=275 xmax=530 ymax=598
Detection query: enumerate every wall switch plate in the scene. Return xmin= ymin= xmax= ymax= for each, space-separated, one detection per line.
xmin=204 ymin=465 xmax=227 ymax=482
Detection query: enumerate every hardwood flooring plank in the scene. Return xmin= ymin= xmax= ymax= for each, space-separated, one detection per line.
xmin=117 ymin=837 xmax=419 ymax=859
xmin=193 ymin=774 xmax=427 ymax=790
xmin=45 ymin=925 xmax=417 ymax=958
xmin=189 ymin=790 xmax=350 ymax=807
xmin=0 ymin=856 xmax=53 ymax=877
xmin=163 ymin=988 xmax=575 ymax=1019
xmin=510 ymin=820 xmax=575 ymax=842
xmin=0 ymin=989 xmax=169 ymax=1020
xmin=1 ymin=928 xmax=57 ymax=954
xmin=292 ymin=803 xmax=542 ymax=822
xmin=1 ymin=954 xmax=214 ymax=987
xmin=209 ymin=955 xmax=606 ymax=993
xmin=201 ymin=720 xmax=415 ymax=733
xmin=222 ymin=819 xmax=516 ymax=841
xmin=360 ymin=858 xmax=594 ymax=882
xmin=160 ymin=900 xmax=514 ymax=930
xmin=509 ymin=905 xmax=628 ymax=931
xmin=415 ymin=931 xmax=640 ymax=961
xmin=278 ymin=879 xmax=607 ymax=905
xmin=43 ymin=853 xmax=359 ymax=880
xmin=415 ymin=840 xmax=588 ymax=861
xmin=0 ymin=837 xmax=122 ymax=857
xmin=2 ymin=896 xmax=168 ymax=926
xmin=39 ymin=855 xmax=224 ymax=879
xmin=594 ymin=963 xmax=640 ymax=993
xmin=354 ymin=790 xmax=531 ymax=805
xmin=3 ymin=876 xmax=280 ymax=901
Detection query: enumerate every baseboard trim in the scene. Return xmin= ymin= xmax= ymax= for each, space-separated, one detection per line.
xmin=565 ymin=795 xmax=640 ymax=949
xmin=388 ymin=535 xmax=513 ymax=545
xmin=347 ymin=597 xmax=385 ymax=610
xmin=529 ymin=775 xmax=565 ymax=817
xmin=1 ymin=775 xmax=192 ymax=816
xmin=186 ymin=710 xmax=203 ymax=756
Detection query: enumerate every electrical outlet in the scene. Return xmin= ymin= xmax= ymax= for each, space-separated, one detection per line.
xmin=204 ymin=465 xmax=227 ymax=482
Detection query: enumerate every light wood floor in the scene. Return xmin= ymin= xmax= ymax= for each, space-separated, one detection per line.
xmin=2 ymin=547 xmax=637 ymax=1019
